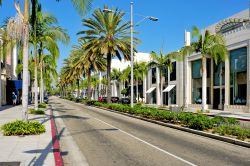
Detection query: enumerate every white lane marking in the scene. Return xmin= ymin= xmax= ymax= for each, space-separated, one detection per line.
xmin=94 ymin=117 xmax=197 ymax=166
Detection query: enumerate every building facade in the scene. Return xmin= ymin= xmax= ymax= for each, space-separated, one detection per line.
xmin=146 ymin=9 xmax=250 ymax=113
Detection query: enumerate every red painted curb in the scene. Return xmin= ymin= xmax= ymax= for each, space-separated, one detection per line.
xmin=50 ymin=109 xmax=63 ymax=166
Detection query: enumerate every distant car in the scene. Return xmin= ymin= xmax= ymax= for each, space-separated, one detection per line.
xmin=44 ymin=96 xmax=48 ymax=104
xmin=99 ymin=97 xmax=107 ymax=103
xmin=111 ymin=97 xmax=119 ymax=103
xmin=119 ymin=98 xmax=130 ymax=104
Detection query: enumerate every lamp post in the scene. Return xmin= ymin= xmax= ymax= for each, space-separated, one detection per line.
xmin=104 ymin=2 xmax=158 ymax=107
xmin=130 ymin=2 xmax=134 ymax=108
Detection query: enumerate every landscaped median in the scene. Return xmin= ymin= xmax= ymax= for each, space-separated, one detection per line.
xmin=62 ymin=97 xmax=250 ymax=146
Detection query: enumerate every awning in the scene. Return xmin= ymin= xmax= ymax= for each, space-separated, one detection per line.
xmin=163 ymin=85 xmax=176 ymax=92
xmin=146 ymin=87 xmax=156 ymax=94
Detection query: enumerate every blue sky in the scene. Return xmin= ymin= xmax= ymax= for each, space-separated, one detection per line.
xmin=0 ymin=0 xmax=249 ymax=71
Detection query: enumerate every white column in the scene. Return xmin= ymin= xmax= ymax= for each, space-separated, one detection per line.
xmin=202 ymin=57 xmax=208 ymax=110
xmin=210 ymin=59 xmax=214 ymax=106
xmin=247 ymin=42 xmax=250 ymax=112
xmin=147 ymin=68 xmax=152 ymax=104
xmin=143 ymin=73 xmax=147 ymax=103
xmin=224 ymin=56 xmax=230 ymax=107
xmin=156 ymin=67 xmax=161 ymax=105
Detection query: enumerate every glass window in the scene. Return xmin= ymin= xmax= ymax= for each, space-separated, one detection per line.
xmin=192 ymin=60 xmax=202 ymax=79
xmin=163 ymin=67 xmax=168 ymax=83
xmin=170 ymin=62 xmax=176 ymax=81
xmin=152 ymin=67 xmax=156 ymax=84
xmin=230 ymin=47 xmax=247 ymax=105
xmin=214 ymin=62 xmax=225 ymax=86
xmin=170 ymin=86 xmax=176 ymax=104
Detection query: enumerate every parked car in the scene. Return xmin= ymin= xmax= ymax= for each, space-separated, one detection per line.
xmin=111 ymin=97 xmax=119 ymax=103
xmin=44 ymin=96 xmax=49 ymax=104
xmin=99 ymin=97 xmax=107 ymax=103
xmin=119 ymin=98 xmax=130 ymax=104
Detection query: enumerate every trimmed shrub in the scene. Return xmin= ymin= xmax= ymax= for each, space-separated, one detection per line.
xmin=29 ymin=109 xmax=45 ymax=115
xmin=38 ymin=103 xmax=47 ymax=108
xmin=1 ymin=120 xmax=46 ymax=136
xmin=213 ymin=125 xmax=250 ymax=140
xmin=188 ymin=115 xmax=213 ymax=130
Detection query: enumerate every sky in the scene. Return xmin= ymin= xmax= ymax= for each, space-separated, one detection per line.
xmin=0 ymin=0 xmax=249 ymax=71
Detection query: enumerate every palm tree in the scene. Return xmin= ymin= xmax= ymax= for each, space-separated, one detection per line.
xmin=70 ymin=41 xmax=106 ymax=99
xmin=137 ymin=61 xmax=148 ymax=103
xmin=149 ymin=50 xmax=179 ymax=105
xmin=134 ymin=62 xmax=143 ymax=102
xmin=119 ymin=66 xmax=130 ymax=91
xmin=190 ymin=26 xmax=227 ymax=111
xmin=37 ymin=12 xmax=69 ymax=103
xmin=2 ymin=0 xmax=92 ymax=121
xmin=78 ymin=7 xmax=139 ymax=103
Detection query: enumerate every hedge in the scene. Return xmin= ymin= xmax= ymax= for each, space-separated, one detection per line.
xmin=1 ymin=120 xmax=46 ymax=136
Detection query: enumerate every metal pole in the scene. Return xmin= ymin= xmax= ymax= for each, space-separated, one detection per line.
xmin=130 ymin=1 xmax=134 ymax=108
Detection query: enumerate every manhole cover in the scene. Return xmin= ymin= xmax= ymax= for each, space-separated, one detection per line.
xmin=0 ymin=162 xmax=20 ymax=166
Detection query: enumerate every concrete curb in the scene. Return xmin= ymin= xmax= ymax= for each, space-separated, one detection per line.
xmin=90 ymin=106 xmax=250 ymax=148
xmin=49 ymin=107 xmax=63 ymax=166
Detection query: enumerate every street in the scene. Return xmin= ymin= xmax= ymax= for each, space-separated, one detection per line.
xmin=50 ymin=96 xmax=250 ymax=166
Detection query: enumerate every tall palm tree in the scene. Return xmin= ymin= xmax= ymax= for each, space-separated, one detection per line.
xmin=30 ymin=0 xmax=39 ymax=110
xmin=78 ymin=7 xmax=139 ymax=103
xmin=2 ymin=0 xmax=92 ymax=121
xmin=72 ymin=43 xmax=106 ymax=99
xmin=37 ymin=13 xmax=69 ymax=103
xmin=191 ymin=26 xmax=227 ymax=111
xmin=134 ymin=62 xmax=143 ymax=102
xmin=137 ymin=61 xmax=148 ymax=103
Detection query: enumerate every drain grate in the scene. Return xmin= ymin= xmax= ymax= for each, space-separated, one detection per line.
xmin=0 ymin=162 xmax=20 ymax=166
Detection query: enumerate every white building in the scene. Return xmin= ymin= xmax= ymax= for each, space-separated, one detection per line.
xmin=146 ymin=9 xmax=250 ymax=113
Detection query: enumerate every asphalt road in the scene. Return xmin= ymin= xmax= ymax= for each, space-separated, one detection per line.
xmin=50 ymin=96 xmax=250 ymax=166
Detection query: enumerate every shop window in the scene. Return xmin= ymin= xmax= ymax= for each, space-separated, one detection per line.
xmin=163 ymin=67 xmax=168 ymax=83
xmin=170 ymin=62 xmax=176 ymax=81
xmin=214 ymin=62 xmax=225 ymax=86
xmin=230 ymin=47 xmax=247 ymax=105
xmin=170 ymin=86 xmax=176 ymax=104
xmin=152 ymin=67 xmax=156 ymax=84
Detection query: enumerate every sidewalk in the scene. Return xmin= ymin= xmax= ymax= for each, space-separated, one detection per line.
xmin=185 ymin=109 xmax=250 ymax=121
xmin=144 ymin=104 xmax=250 ymax=121
xmin=0 ymin=105 xmax=55 ymax=166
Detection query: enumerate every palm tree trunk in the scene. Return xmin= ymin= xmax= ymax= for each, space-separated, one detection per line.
xmin=202 ymin=56 xmax=207 ymax=111
xmin=160 ymin=76 xmax=163 ymax=106
xmin=0 ymin=50 xmax=2 ymax=107
xmin=136 ymin=78 xmax=139 ymax=103
xmin=87 ymin=69 xmax=91 ymax=99
xmin=77 ymin=79 xmax=80 ymax=98
xmin=40 ymin=62 xmax=44 ymax=103
xmin=22 ymin=0 xmax=29 ymax=121
xmin=107 ymin=54 xmax=111 ymax=103
xmin=34 ymin=44 xmax=38 ymax=110
xmin=0 ymin=49 xmax=2 ymax=107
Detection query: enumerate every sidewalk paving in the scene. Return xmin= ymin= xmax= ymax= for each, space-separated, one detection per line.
xmin=185 ymin=109 xmax=250 ymax=121
xmin=144 ymin=104 xmax=250 ymax=121
xmin=0 ymin=105 xmax=55 ymax=166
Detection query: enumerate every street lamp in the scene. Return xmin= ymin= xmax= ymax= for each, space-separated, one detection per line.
xmin=104 ymin=2 xmax=158 ymax=108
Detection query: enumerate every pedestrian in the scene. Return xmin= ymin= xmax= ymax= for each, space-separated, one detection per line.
xmin=12 ymin=92 xmax=17 ymax=106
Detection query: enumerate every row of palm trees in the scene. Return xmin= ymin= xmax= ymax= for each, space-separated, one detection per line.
xmin=0 ymin=0 xmax=91 ymax=120
xmin=58 ymin=7 xmax=139 ymax=103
